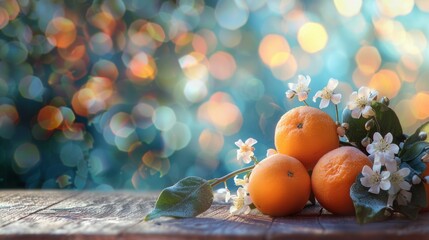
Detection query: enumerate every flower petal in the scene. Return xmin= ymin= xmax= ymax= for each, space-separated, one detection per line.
xmin=369 ymin=185 xmax=381 ymax=194
xmin=358 ymin=86 xmax=371 ymax=98
xmin=360 ymin=176 xmax=372 ymax=187
xmin=302 ymin=75 xmax=311 ymax=86
xmin=313 ymin=91 xmax=322 ymax=102
xmin=397 ymin=167 xmax=411 ymax=178
xmin=390 ymin=144 xmax=399 ymax=154
xmin=235 ymin=139 xmax=244 ymax=147
xmin=362 ymin=165 xmax=373 ymax=176
xmin=331 ymin=93 xmax=342 ymax=104
xmin=379 ymin=180 xmax=391 ymax=191
xmin=327 ymin=78 xmax=339 ymax=90
xmin=297 ymin=92 xmax=308 ymax=101
xmin=384 ymin=133 xmax=393 ymax=144
xmin=288 ymin=83 xmax=296 ymax=91
xmin=373 ymin=132 xmax=382 ymax=142
xmin=351 ymin=108 xmax=362 ymax=119
xmin=399 ymin=181 xmax=411 ymax=191
xmin=362 ymin=106 xmax=375 ymax=118
xmin=245 ymin=138 xmax=257 ymax=146
xmin=319 ymin=98 xmax=330 ymax=109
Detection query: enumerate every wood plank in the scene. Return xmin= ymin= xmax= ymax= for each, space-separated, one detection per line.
xmin=0 ymin=190 xmax=76 ymax=227
xmin=122 ymin=202 xmax=272 ymax=240
xmin=0 ymin=191 xmax=155 ymax=239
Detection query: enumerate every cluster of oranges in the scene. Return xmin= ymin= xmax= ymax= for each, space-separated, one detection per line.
xmin=248 ymin=106 xmax=373 ymax=216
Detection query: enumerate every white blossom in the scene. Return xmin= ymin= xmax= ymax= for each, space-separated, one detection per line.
xmin=366 ymin=132 xmax=399 ymax=172
xmin=347 ymin=87 xmax=377 ymax=119
xmin=235 ymin=138 xmax=257 ymax=164
xmin=286 ymin=75 xmax=311 ymax=102
xmin=313 ymin=78 xmax=342 ymax=109
xmin=234 ymin=175 xmax=249 ymax=190
xmin=360 ymin=165 xmax=391 ymax=194
xmin=229 ymin=187 xmax=252 ymax=215
xmin=412 ymin=175 xmax=422 ymax=185
xmin=388 ymin=167 xmax=411 ymax=195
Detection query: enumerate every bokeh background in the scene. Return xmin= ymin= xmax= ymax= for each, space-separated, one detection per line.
xmin=0 ymin=0 xmax=428 ymax=190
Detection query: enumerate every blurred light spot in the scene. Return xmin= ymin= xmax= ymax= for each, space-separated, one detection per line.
xmin=0 ymin=41 xmax=28 ymax=64
xmin=62 ymin=123 xmax=85 ymax=140
xmin=142 ymin=151 xmax=170 ymax=177
xmin=128 ymin=52 xmax=157 ymax=82
xmin=115 ymin=132 xmax=139 ymax=152
xmin=198 ymin=129 xmax=224 ymax=155
xmin=14 ymin=143 xmax=40 ymax=169
xmin=396 ymin=61 xmax=418 ymax=83
xmin=267 ymin=0 xmax=295 ymax=15
xmin=45 ymin=17 xmax=77 ymax=48
xmin=394 ymin=100 xmax=416 ymax=130
xmin=197 ymin=92 xmax=243 ymax=135
xmin=132 ymin=102 xmax=154 ymax=129
xmin=101 ymin=0 xmax=126 ymax=19
xmin=369 ymin=69 xmax=401 ymax=99
xmin=192 ymin=34 xmax=208 ymax=54
xmin=37 ymin=106 xmax=63 ymax=130
xmin=400 ymin=52 xmax=423 ymax=71
xmin=298 ymin=22 xmax=328 ymax=53
xmin=0 ymin=0 xmax=19 ymax=20
xmin=352 ymin=69 xmax=372 ymax=88
xmin=376 ymin=0 xmax=414 ymax=17
xmin=153 ymin=106 xmax=176 ymax=131
xmin=87 ymin=11 xmax=116 ymax=35
xmin=179 ymin=52 xmax=209 ymax=81
xmin=184 ymin=80 xmax=207 ymax=102
xmin=60 ymin=143 xmax=84 ymax=167
xmin=31 ymin=123 xmax=53 ymax=141
xmin=416 ymin=0 xmax=429 ymax=12
xmin=91 ymin=59 xmax=119 ymax=81
xmin=219 ymin=29 xmax=242 ymax=48
xmin=56 ymin=175 xmax=72 ymax=188
xmin=162 ymin=122 xmax=191 ymax=151
xmin=411 ymin=92 xmax=429 ymax=120
xmin=110 ymin=112 xmax=136 ymax=138
xmin=215 ymin=0 xmax=249 ymax=30
xmin=89 ymin=149 xmax=110 ymax=177
xmin=326 ymin=50 xmax=349 ymax=77
xmin=334 ymin=0 xmax=362 ymax=17
xmin=271 ymin=54 xmax=298 ymax=81
xmin=19 ymin=75 xmax=44 ymax=102
xmin=209 ymin=51 xmax=236 ymax=80
xmin=236 ymin=76 xmax=265 ymax=101
xmin=72 ymin=77 xmax=114 ymax=116
xmin=58 ymin=38 xmax=86 ymax=62
xmin=90 ymin=32 xmax=113 ymax=55
xmin=235 ymin=0 xmax=267 ymax=11
xmin=259 ymin=34 xmax=291 ymax=67
xmin=0 ymin=7 xmax=9 ymax=29
xmin=355 ymin=46 xmax=381 ymax=75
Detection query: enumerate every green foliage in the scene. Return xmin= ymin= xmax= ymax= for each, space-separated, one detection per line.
xmin=403 ymin=121 xmax=429 ymax=150
xmin=395 ymin=183 xmax=427 ymax=220
xmin=145 ymin=176 xmax=214 ymax=220
xmin=350 ymin=178 xmax=390 ymax=224
xmin=342 ymin=102 xmax=404 ymax=151
xmin=399 ymin=142 xmax=429 ymax=175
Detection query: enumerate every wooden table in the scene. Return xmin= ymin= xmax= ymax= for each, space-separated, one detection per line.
xmin=0 ymin=190 xmax=428 ymax=239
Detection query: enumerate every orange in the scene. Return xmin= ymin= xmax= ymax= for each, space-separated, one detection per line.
xmin=421 ymin=163 xmax=429 ymax=211
xmin=311 ymin=146 xmax=372 ymax=215
xmin=248 ymin=154 xmax=311 ymax=216
xmin=274 ymin=106 xmax=339 ymax=170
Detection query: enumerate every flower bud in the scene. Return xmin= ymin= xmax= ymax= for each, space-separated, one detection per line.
xmin=341 ymin=122 xmax=349 ymax=130
xmin=361 ymin=136 xmax=371 ymax=147
xmin=365 ymin=119 xmax=375 ymax=131
xmin=419 ymin=131 xmax=427 ymax=141
xmin=381 ymin=96 xmax=390 ymax=106
xmin=424 ymin=176 xmax=429 ymax=183
xmin=337 ymin=126 xmax=346 ymax=137
xmin=412 ymin=175 xmax=422 ymax=185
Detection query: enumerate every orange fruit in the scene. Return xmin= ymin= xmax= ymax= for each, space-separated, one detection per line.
xmin=421 ymin=163 xmax=429 ymax=211
xmin=311 ymin=146 xmax=372 ymax=215
xmin=248 ymin=154 xmax=311 ymax=216
xmin=274 ymin=106 xmax=339 ymax=170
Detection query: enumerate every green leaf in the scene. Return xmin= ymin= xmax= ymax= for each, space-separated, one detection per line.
xmin=350 ymin=176 xmax=390 ymax=224
xmin=395 ymin=183 xmax=427 ymax=219
xmin=403 ymin=121 xmax=429 ymax=150
xmin=145 ymin=176 xmax=214 ymax=221
xmin=400 ymin=141 xmax=429 ymax=161
xmin=342 ymin=102 xmax=404 ymax=151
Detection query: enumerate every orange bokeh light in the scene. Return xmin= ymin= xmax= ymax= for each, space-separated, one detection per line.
xmin=411 ymin=92 xmax=429 ymax=120
xmin=127 ymin=52 xmax=157 ymax=83
xmin=368 ymin=69 xmax=401 ymax=99
xmin=209 ymin=51 xmax=236 ymax=80
xmin=259 ymin=34 xmax=291 ymax=67
xmin=37 ymin=106 xmax=63 ymax=130
xmin=45 ymin=17 xmax=77 ymax=49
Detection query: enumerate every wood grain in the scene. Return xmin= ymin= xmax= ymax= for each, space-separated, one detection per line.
xmin=0 ymin=191 xmax=428 ymax=240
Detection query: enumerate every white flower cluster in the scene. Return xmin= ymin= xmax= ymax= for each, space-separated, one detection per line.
xmin=360 ymin=132 xmax=414 ymax=207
